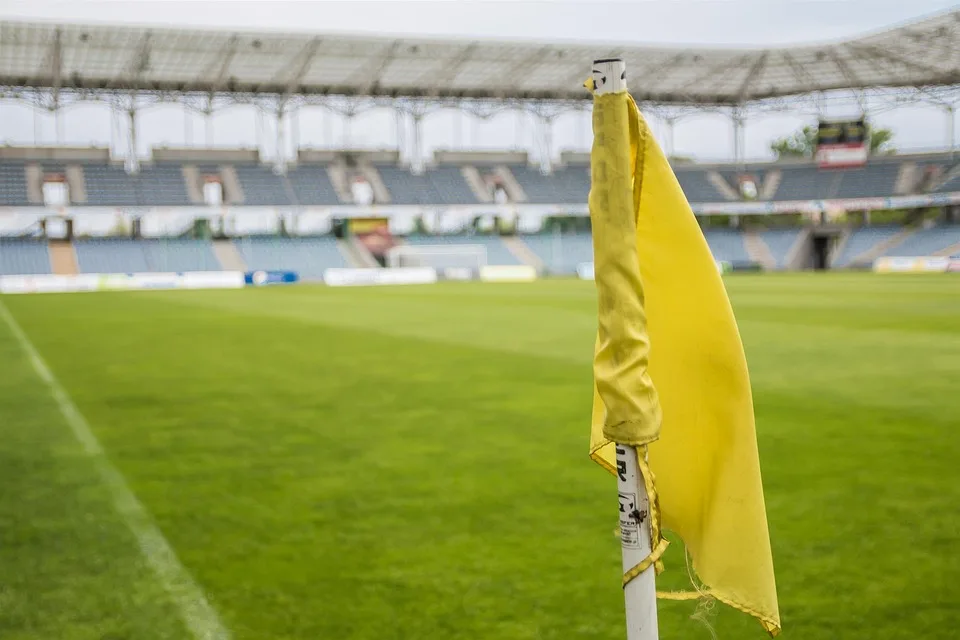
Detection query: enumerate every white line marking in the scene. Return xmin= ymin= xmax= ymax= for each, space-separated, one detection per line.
xmin=0 ymin=299 xmax=231 ymax=640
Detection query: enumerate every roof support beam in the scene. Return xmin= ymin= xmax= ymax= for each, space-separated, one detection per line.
xmin=420 ymin=43 xmax=477 ymax=94
xmin=780 ymin=51 xmax=822 ymax=93
xmin=203 ymin=35 xmax=239 ymax=89
xmin=847 ymin=44 xmax=949 ymax=81
xmin=500 ymin=46 xmax=554 ymax=97
xmin=634 ymin=52 xmax=692 ymax=90
xmin=128 ymin=31 xmax=153 ymax=79
xmin=355 ymin=40 xmax=401 ymax=95
xmin=736 ymin=52 xmax=768 ymax=102
xmin=679 ymin=54 xmax=754 ymax=99
xmin=280 ymin=38 xmax=322 ymax=96
xmin=51 ymin=28 xmax=62 ymax=107
xmin=829 ymin=48 xmax=862 ymax=87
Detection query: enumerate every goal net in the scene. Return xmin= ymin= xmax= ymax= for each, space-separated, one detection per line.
xmin=386 ymin=244 xmax=488 ymax=271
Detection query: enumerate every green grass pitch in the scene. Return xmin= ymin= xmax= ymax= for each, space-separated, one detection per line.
xmin=1 ymin=273 xmax=958 ymax=640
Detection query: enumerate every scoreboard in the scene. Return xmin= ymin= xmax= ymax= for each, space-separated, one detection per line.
xmin=816 ymin=119 xmax=868 ymax=168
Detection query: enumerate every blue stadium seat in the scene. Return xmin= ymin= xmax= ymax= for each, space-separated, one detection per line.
xmin=0 ymin=162 xmax=33 ymax=206
xmin=520 ymin=232 xmax=592 ymax=274
xmin=233 ymin=237 xmax=347 ymax=279
xmin=702 ymin=228 xmax=750 ymax=263
xmin=759 ymin=229 xmax=802 ymax=269
xmin=884 ymin=225 xmax=960 ymax=257
xmin=403 ymin=234 xmax=520 ymax=266
xmin=833 ymin=226 xmax=902 ymax=267
xmin=286 ymin=164 xmax=340 ymax=205
xmin=0 ymin=239 xmax=50 ymax=275
xmin=674 ymin=169 xmax=726 ymax=202
xmin=234 ymin=164 xmax=293 ymax=206
xmin=375 ymin=165 xmax=476 ymax=205
xmin=509 ymin=164 xmax=590 ymax=204
xmin=74 ymin=238 xmax=220 ymax=273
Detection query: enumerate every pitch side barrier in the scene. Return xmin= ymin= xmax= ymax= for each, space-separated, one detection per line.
xmin=873 ymin=257 xmax=960 ymax=273
xmin=2 ymin=190 xmax=959 ymax=236
xmin=0 ymin=271 xmax=246 ymax=295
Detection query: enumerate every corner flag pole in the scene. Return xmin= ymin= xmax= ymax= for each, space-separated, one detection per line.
xmin=591 ymin=57 xmax=661 ymax=640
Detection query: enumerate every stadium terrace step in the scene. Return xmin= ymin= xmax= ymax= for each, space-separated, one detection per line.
xmin=502 ymin=236 xmax=544 ymax=270
xmin=759 ymin=169 xmax=781 ymax=201
xmin=493 ymin=165 xmax=527 ymax=203
xmin=848 ymin=227 xmax=918 ymax=266
xmin=338 ymin=238 xmax=379 ymax=268
xmin=48 ymin=240 xmax=79 ymax=275
xmin=25 ymin=164 xmax=43 ymax=204
xmin=220 ymin=165 xmax=245 ymax=205
xmin=894 ymin=162 xmax=919 ymax=194
xmin=65 ymin=165 xmax=87 ymax=203
xmin=212 ymin=239 xmax=247 ymax=271
xmin=461 ymin=166 xmax=494 ymax=203
xmin=707 ymin=171 xmax=740 ymax=201
xmin=744 ymin=230 xmax=777 ymax=270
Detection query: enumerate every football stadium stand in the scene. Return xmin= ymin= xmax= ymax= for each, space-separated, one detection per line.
xmin=1 ymin=14 xmax=959 ymax=278
xmin=703 ymin=228 xmax=751 ymax=264
xmin=233 ymin=164 xmax=293 ymax=207
xmin=0 ymin=239 xmax=51 ymax=275
xmin=3 ymin=152 xmax=958 ymax=209
xmin=883 ymin=225 xmax=960 ymax=257
xmin=0 ymin=161 xmax=33 ymax=206
xmin=758 ymin=229 xmax=803 ymax=269
xmin=286 ymin=165 xmax=340 ymax=206
xmin=233 ymin=237 xmax=348 ymax=280
xmin=509 ymin=164 xmax=591 ymax=205
xmin=832 ymin=226 xmax=905 ymax=267
xmin=521 ymin=232 xmax=593 ymax=275
xmin=402 ymin=233 xmax=521 ymax=266
xmin=73 ymin=239 xmax=220 ymax=274
xmin=375 ymin=165 xmax=478 ymax=206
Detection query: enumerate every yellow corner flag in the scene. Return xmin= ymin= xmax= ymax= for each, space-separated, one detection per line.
xmin=587 ymin=77 xmax=781 ymax=635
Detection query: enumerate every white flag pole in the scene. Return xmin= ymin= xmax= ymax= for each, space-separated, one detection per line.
xmin=615 ymin=445 xmax=659 ymax=640
xmin=591 ymin=57 xmax=660 ymax=640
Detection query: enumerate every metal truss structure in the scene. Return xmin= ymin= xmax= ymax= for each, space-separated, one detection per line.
xmin=1 ymin=11 xmax=959 ymax=171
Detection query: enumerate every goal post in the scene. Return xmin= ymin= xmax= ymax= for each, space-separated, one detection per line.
xmin=386 ymin=243 xmax=488 ymax=271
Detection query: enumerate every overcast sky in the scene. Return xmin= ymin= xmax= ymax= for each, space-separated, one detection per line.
xmin=1 ymin=0 xmax=958 ymax=163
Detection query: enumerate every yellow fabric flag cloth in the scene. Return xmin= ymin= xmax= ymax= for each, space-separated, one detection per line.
xmin=588 ymin=89 xmax=781 ymax=636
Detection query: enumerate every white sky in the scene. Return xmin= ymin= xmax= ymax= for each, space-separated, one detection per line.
xmin=1 ymin=0 xmax=958 ymax=163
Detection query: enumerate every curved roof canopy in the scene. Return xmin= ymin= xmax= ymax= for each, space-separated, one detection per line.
xmin=1 ymin=11 xmax=958 ymax=105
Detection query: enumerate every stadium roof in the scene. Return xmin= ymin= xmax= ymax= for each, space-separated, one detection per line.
xmin=1 ymin=10 xmax=958 ymax=105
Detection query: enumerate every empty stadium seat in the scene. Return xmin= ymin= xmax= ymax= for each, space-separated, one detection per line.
xmin=0 ymin=162 xmax=33 ymax=206
xmin=884 ymin=225 xmax=960 ymax=257
xmin=233 ymin=237 xmax=346 ymax=279
xmin=833 ymin=226 xmax=902 ymax=267
xmin=75 ymin=239 xmax=150 ymax=273
xmin=403 ymin=234 xmax=520 ymax=266
xmin=80 ymin=162 xmax=191 ymax=206
xmin=934 ymin=168 xmax=960 ymax=193
xmin=675 ymin=169 xmax=727 ymax=202
xmin=702 ymin=228 xmax=750 ymax=263
xmin=286 ymin=164 xmax=341 ymax=205
xmin=509 ymin=164 xmax=590 ymax=204
xmin=759 ymin=228 xmax=802 ymax=269
xmin=833 ymin=162 xmax=900 ymax=198
xmin=234 ymin=164 xmax=293 ymax=206
xmin=774 ymin=166 xmax=842 ymax=201
xmin=137 ymin=164 xmax=192 ymax=206
xmin=81 ymin=163 xmax=141 ymax=206
xmin=0 ymin=239 xmax=50 ymax=275
xmin=74 ymin=238 xmax=220 ymax=273
xmin=140 ymin=239 xmax=222 ymax=272
xmin=375 ymin=165 xmax=476 ymax=205
xmin=520 ymin=232 xmax=592 ymax=274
